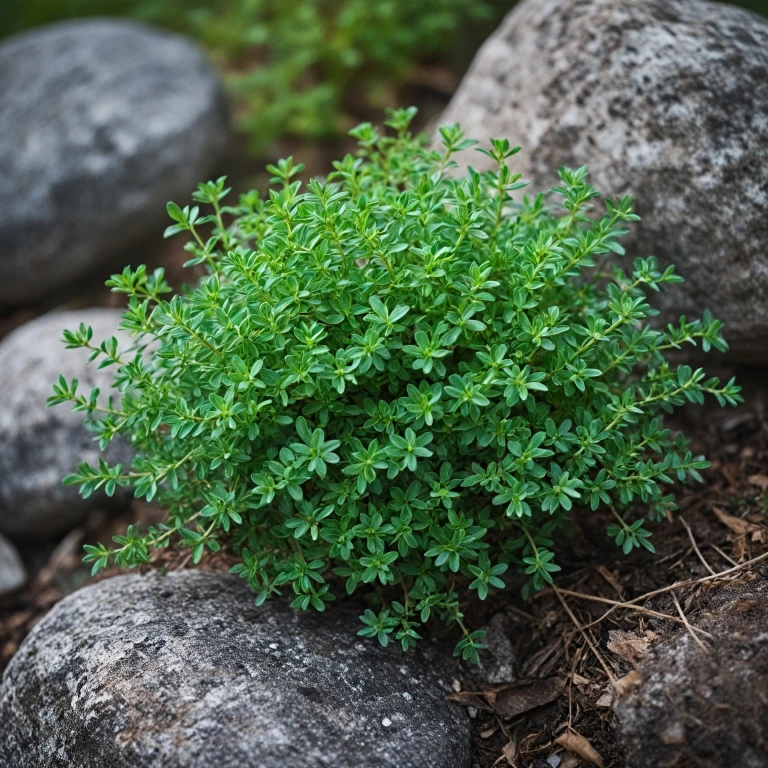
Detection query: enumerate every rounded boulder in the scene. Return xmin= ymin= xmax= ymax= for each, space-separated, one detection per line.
xmin=0 ymin=571 xmax=470 ymax=768
xmin=0 ymin=19 xmax=230 ymax=306
xmin=0 ymin=309 xmax=133 ymax=538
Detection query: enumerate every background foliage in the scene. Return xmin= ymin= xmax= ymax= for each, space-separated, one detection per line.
xmin=6 ymin=0 xmax=766 ymax=154
xmin=2 ymin=0 xmax=504 ymax=152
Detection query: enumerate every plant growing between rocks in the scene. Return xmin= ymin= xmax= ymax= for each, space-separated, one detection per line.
xmin=49 ymin=108 xmax=741 ymax=662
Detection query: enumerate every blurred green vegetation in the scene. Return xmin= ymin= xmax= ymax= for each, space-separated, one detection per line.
xmin=3 ymin=0 xmax=766 ymax=153
xmin=734 ymin=0 xmax=768 ymax=15
xmin=2 ymin=0 xmax=506 ymax=153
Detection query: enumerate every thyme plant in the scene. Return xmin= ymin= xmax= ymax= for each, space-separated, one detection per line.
xmin=50 ymin=109 xmax=741 ymax=661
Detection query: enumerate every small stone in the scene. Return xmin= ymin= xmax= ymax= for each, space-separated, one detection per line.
xmin=0 ymin=571 xmax=470 ymax=767
xmin=480 ymin=612 xmax=517 ymax=683
xmin=0 ymin=309 xmax=133 ymax=538
xmin=438 ymin=0 xmax=768 ymax=362
xmin=0 ymin=533 xmax=25 ymax=595
xmin=0 ymin=19 xmax=229 ymax=307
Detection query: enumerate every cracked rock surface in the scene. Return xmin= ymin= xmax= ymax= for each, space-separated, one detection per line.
xmin=438 ymin=0 xmax=768 ymax=362
xmin=0 ymin=570 xmax=470 ymax=768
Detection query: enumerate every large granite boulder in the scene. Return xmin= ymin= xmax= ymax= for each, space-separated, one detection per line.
xmin=438 ymin=0 xmax=768 ymax=362
xmin=0 ymin=571 xmax=470 ymax=768
xmin=0 ymin=309 xmax=133 ymax=538
xmin=0 ymin=19 xmax=229 ymax=307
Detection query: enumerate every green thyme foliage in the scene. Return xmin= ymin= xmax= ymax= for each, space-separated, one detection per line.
xmin=49 ymin=109 xmax=741 ymax=661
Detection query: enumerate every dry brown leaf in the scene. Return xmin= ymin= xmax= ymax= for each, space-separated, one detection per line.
xmin=748 ymin=474 xmax=768 ymax=491
xmin=614 ymin=669 xmax=643 ymax=697
xmin=447 ymin=677 xmax=563 ymax=718
xmin=501 ymin=740 xmax=518 ymax=765
xmin=713 ymin=507 xmax=767 ymax=547
xmin=713 ymin=506 xmax=753 ymax=536
xmin=595 ymin=564 xmax=624 ymax=597
xmin=606 ymin=629 xmax=658 ymax=663
xmin=595 ymin=690 xmax=614 ymax=708
xmin=555 ymin=730 xmax=605 ymax=767
xmin=493 ymin=677 xmax=563 ymax=718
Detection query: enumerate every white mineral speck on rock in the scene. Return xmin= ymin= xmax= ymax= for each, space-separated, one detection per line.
xmin=381 ymin=717 xmax=392 ymax=727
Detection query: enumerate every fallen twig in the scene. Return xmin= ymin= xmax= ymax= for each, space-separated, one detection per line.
xmin=680 ymin=516 xmax=716 ymax=576
xmin=558 ymin=588 xmax=713 ymax=637
xmin=552 ymin=584 xmax=618 ymax=689
xmin=566 ymin=643 xmax=584 ymax=729
xmin=709 ymin=543 xmax=738 ymax=567
xmin=671 ymin=591 xmax=711 ymax=653
xmin=568 ymin=550 xmax=768 ymax=630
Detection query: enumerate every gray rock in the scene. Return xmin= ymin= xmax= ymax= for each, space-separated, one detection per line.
xmin=614 ymin=575 xmax=768 ymax=767
xmin=438 ymin=0 xmax=768 ymax=362
xmin=0 ymin=571 xmax=470 ymax=768
xmin=0 ymin=19 xmax=229 ymax=307
xmin=479 ymin=611 xmax=517 ymax=684
xmin=0 ymin=533 xmax=25 ymax=595
xmin=0 ymin=309 xmax=133 ymax=538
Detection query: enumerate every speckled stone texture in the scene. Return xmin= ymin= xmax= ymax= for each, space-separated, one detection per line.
xmin=614 ymin=575 xmax=768 ymax=768
xmin=0 ymin=19 xmax=229 ymax=307
xmin=438 ymin=0 xmax=768 ymax=362
xmin=0 ymin=571 xmax=471 ymax=768
xmin=0 ymin=309 xmax=132 ymax=538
